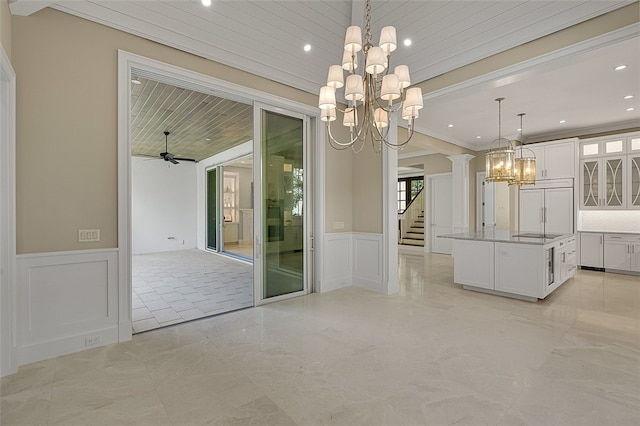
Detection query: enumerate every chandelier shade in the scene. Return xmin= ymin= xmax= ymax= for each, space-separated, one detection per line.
xmin=510 ymin=113 xmax=537 ymax=186
xmin=318 ymin=0 xmax=423 ymax=151
xmin=485 ymin=97 xmax=516 ymax=182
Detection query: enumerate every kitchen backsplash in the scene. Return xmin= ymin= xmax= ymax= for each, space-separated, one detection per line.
xmin=578 ymin=210 xmax=640 ymax=233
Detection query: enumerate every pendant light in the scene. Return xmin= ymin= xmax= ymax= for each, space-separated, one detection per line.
xmin=510 ymin=113 xmax=537 ymax=186
xmin=485 ymin=97 xmax=515 ymax=182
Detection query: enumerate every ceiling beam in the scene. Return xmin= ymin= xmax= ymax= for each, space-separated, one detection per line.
xmin=9 ymin=0 xmax=57 ymax=16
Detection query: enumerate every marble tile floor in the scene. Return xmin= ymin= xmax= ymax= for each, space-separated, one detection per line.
xmin=2 ymin=252 xmax=639 ymax=425
xmin=132 ymin=249 xmax=253 ymax=333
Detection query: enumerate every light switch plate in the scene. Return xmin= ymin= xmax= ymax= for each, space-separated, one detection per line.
xmin=78 ymin=229 xmax=100 ymax=242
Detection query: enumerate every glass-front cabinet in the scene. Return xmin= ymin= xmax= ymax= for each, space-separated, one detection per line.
xmin=580 ymin=157 xmax=625 ymax=209
xmin=580 ymin=132 xmax=640 ymax=210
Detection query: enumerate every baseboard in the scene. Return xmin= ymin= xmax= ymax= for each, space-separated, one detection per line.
xmin=17 ymin=326 xmax=119 ymax=365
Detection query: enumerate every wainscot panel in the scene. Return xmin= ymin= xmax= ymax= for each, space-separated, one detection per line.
xmin=352 ymin=233 xmax=383 ymax=293
xmin=321 ymin=233 xmax=352 ymax=292
xmin=16 ymin=249 xmax=119 ymax=365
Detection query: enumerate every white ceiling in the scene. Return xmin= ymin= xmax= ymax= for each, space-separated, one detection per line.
xmin=10 ymin=0 xmax=639 ymax=151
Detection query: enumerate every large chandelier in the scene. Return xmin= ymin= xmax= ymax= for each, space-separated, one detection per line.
xmin=510 ymin=113 xmax=537 ymax=186
xmin=318 ymin=0 xmax=423 ymax=152
xmin=485 ymin=97 xmax=515 ymax=182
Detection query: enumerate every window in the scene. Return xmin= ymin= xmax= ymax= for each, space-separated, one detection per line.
xmin=398 ymin=177 xmax=423 ymax=213
xmin=397 ymin=180 xmax=407 ymax=212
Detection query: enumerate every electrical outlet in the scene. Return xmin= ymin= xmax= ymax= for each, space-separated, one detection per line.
xmin=85 ymin=335 xmax=102 ymax=346
xmin=78 ymin=229 xmax=100 ymax=242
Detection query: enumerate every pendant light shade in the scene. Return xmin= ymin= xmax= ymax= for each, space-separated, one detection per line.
xmin=510 ymin=113 xmax=537 ymax=186
xmin=485 ymin=98 xmax=515 ymax=182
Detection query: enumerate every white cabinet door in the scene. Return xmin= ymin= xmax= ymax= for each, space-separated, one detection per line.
xmin=545 ymin=142 xmax=575 ymax=179
xmin=604 ymin=240 xmax=631 ymax=270
xmin=631 ymin=243 xmax=640 ymax=272
xmin=495 ymin=243 xmax=541 ymax=298
xmin=452 ymin=239 xmax=494 ymax=289
xmin=519 ymin=189 xmax=544 ymax=233
xmin=580 ymin=232 xmax=603 ymax=268
xmin=544 ymin=187 xmax=574 ymax=234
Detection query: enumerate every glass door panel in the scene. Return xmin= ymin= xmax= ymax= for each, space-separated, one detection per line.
xmin=605 ymin=157 xmax=624 ymax=207
xmin=255 ymin=105 xmax=307 ymax=301
xmin=206 ymin=168 xmax=218 ymax=250
xmin=581 ymin=160 xmax=599 ymax=208
xmin=630 ymin=156 xmax=640 ymax=208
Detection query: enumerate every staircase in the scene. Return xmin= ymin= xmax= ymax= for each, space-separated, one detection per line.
xmin=399 ymin=187 xmax=425 ymax=247
xmin=402 ymin=212 xmax=425 ymax=247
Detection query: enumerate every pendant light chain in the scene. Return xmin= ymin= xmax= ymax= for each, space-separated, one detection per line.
xmin=364 ymin=0 xmax=372 ymax=48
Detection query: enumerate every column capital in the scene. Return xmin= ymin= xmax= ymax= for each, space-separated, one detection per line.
xmin=447 ymin=154 xmax=475 ymax=164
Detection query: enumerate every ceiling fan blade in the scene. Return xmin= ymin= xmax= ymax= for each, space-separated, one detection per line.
xmin=174 ymin=157 xmax=197 ymax=163
xmin=167 ymin=157 xmax=179 ymax=165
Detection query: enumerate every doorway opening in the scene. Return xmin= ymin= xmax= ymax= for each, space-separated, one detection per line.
xmin=120 ymin=53 xmax=318 ymax=335
xmin=129 ymin=72 xmax=255 ymax=333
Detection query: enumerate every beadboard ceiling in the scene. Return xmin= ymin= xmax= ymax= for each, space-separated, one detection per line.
xmin=130 ymin=77 xmax=253 ymax=161
xmin=10 ymin=0 xmax=639 ymax=155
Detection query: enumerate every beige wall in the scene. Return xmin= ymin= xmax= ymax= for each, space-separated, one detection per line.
xmin=1 ymin=0 xmax=10 ymax=58
xmin=324 ymin=124 xmax=354 ymax=233
xmin=12 ymin=9 xmax=320 ymax=254
xmin=352 ymin=142 xmax=382 ymax=233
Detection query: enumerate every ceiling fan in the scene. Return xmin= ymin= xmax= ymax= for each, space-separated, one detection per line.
xmin=159 ymin=131 xmax=196 ymax=164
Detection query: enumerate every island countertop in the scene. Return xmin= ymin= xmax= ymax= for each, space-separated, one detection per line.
xmin=439 ymin=230 xmax=574 ymax=245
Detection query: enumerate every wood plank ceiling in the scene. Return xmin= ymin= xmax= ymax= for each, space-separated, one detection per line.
xmin=130 ymin=77 xmax=253 ymax=161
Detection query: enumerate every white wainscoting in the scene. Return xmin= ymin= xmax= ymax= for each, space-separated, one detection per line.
xmin=321 ymin=233 xmax=352 ymax=293
xmin=352 ymin=233 xmax=384 ymax=293
xmin=321 ymin=233 xmax=385 ymax=294
xmin=16 ymin=249 xmax=120 ymax=365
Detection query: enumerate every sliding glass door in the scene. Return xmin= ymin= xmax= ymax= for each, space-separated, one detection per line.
xmin=254 ymin=103 xmax=309 ymax=302
xmin=206 ymin=167 xmax=218 ymax=251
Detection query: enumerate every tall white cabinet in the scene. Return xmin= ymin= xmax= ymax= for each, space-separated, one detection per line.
xmin=519 ymin=185 xmax=574 ymax=234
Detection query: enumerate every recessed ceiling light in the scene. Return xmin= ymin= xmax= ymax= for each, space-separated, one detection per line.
xmin=559 ymin=120 xmax=566 ymax=124
xmin=517 ymin=128 xmax=522 ymax=132
xmin=627 ymin=107 xmax=635 ymax=112
xmin=303 ymin=44 xmax=312 ymax=52
xmin=131 ymin=78 xmax=141 ymax=85
xmin=614 ymin=65 xmax=627 ymax=71
xmin=476 ymin=136 xmax=482 ymax=139
xmin=448 ymin=124 xmax=453 ymax=128
xmin=403 ymin=39 xmax=412 ymax=47
xmin=624 ymin=95 xmax=634 ymax=99
xmin=201 ymin=0 xmax=211 ymax=6
xmin=205 ymin=138 xmax=211 ymax=141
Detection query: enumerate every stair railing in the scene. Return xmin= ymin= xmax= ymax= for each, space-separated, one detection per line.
xmin=398 ymin=187 xmax=424 ymax=243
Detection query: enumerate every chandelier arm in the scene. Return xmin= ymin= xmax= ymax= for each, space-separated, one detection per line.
xmin=326 ymin=121 xmax=361 ymax=147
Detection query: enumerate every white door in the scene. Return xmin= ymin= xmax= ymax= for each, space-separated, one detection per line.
xmin=430 ymin=174 xmax=452 ymax=254
xmin=519 ymin=189 xmax=544 ymax=234
xmin=544 ymin=187 xmax=574 ymax=234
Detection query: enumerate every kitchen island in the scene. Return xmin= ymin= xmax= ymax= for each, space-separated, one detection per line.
xmin=441 ymin=231 xmax=576 ymax=301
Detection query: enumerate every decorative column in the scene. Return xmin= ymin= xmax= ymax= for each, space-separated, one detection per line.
xmin=447 ymin=154 xmax=475 ymax=234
